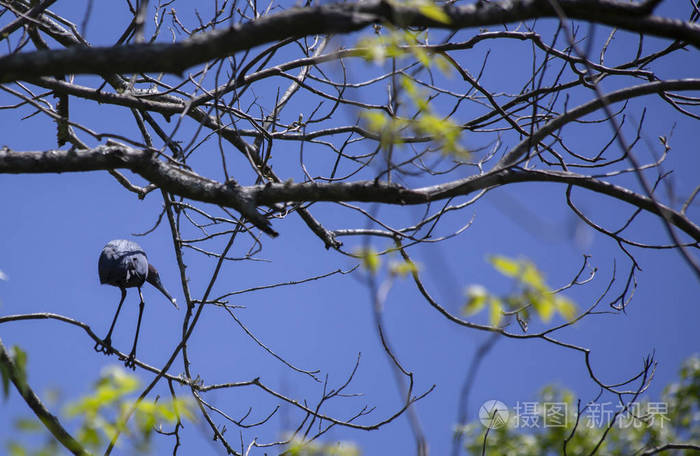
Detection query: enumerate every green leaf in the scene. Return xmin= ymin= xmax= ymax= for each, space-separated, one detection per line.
xmin=13 ymin=418 xmax=42 ymax=432
xmin=356 ymin=247 xmax=381 ymax=274
xmin=354 ymin=37 xmax=387 ymax=63
xmin=0 ymin=362 xmax=9 ymax=400
xmin=520 ymin=261 xmax=546 ymax=292
xmin=7 ymin=441 xmax=27 ymax=456
xmin=555 ymin=296 xmax=577 ymax=321
xmin=400 ymin=74 xmax=417 ymax=95
xmin=410 ymin=45 xmax=432 ymax=67
xmin=463 ymin=285 xmax=488 ymax=316
xmin=355 ymin=33 xmax=407 ymax=64
xmin=10 ymin=346 xmax=27 ymax=395
xmin=530 ymin=293 xmax=555 ymax=323
xmin=415 ymin=113 xmax=443 ymax=134
xmin=389 ymin=259 xmax=419 ymax=277
xmin=78 ymin=426 xmax=102 ymax=448
xmin=12 ymin=346 xmax=27 ymax=372
xmin=489 ymin=297 xmax=503 ymax=326
xmin=433 ymin=54 xmax=452 ymax=74
xmin=489 ymin=255 xmax=521 ymax=278
xmin=107 ymin=366 xmax=140 ymax=392
xmin=417 ymin=2 xmax=451 ymax=24
xmin=363 ymin=111 xmax=387 ymax=131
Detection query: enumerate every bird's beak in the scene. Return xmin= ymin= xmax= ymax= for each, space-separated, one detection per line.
xmin=147 ymin=264 xmax=179 ymax=309
xmin=158 ymin=285 xmax=179 ymax=310
xmin=150 ymin=277 xmax=179 ymax=309
xmin=162 ymin=290 xmax=179 ymax=310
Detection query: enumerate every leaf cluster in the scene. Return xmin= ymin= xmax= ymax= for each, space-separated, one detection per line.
xmin=6 ymin=365 xmax=194 ymax=455
xmin=459 ymin=355 xmax=700 ymax=455
xmin=463 ymin=255 xmax=577 ymax=328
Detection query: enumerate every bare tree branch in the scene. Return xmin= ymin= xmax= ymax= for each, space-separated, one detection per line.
xmin=2 ymin=0 xmax=700 ymax=83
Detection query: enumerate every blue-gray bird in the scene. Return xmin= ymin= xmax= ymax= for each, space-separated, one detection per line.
xmin=96 ymin=239 xmax=178 ymax=369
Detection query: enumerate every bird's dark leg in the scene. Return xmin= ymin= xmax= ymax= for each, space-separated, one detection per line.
xmin=124 ymin=288 xmax=145 ymax=370
xmin=94 ymin=287 xmax=127 ymax=355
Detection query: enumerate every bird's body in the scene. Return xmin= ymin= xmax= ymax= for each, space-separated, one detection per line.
xmin=95 ymin=239 xmax=177 ymax=369
xmin=99 ymin=239 xmax=148 ymax=289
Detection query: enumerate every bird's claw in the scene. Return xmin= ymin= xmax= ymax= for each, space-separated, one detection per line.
xmin=94 ymin=338 xmax=114 ymax=355
xmin=121 ymin=352 xmax=137 ymax=370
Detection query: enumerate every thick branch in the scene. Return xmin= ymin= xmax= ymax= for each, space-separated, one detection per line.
xmin=2 ymin=147 xmax=696 ymax=242
xmin=1 ymin=0 xmax=699 ymax=82
xmin=252 ymin=168 xmax=700 ymax=242
xmin=0 ymin=146 xmax=276 ymax=236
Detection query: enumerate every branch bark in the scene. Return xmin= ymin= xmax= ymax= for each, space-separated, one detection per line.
xmin=0 ymin=146 xmax=277 ymax=236
xmin=1 ymin=0 xmax=699 ymax=83
xmin=2 ymin=147 xmax=697 ymax=242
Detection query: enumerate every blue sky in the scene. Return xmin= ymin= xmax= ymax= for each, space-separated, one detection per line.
xmin=1 ymin=1 xmax=699 ymax=455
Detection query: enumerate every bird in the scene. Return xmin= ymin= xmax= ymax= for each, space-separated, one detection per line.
xmin=96 ymin=239 xmax=178 ymax=369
